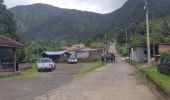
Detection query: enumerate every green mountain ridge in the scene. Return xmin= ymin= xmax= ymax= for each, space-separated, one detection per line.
xmin=10 ymin=3 xmax=108 ymax=41
xmin=9 ymin=0 xmax=170 ymax=42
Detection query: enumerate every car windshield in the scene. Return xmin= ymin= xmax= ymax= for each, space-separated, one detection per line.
xmin=39 ymin=59 xmax=51 ymax=63
xmin=71 ymin=58 xmax=76 ymax=59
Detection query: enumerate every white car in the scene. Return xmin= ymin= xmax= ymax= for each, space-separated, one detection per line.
xmin=68 ymin=57 xmax=78 ymax=64
xmin=37 ymin=58 xmax=55 ymax=72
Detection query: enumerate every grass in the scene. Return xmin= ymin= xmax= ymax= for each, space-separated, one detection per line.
xmin=19 ymin=64 xmax=38 ymax=76
xmin=79 ymin=61 xmax=103 ymax=75
xmin=0 ymin=64 xmax=39 ymax=79
xmin=143 ymin=67 xmax=170 ymax=94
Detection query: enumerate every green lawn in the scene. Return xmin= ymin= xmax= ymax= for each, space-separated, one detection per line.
xmin=0 ymin=64 xmax=39 ymax=79
xmin=19 ymin=64 xmax=38 ymax=76
xmin=79 ymin=61 xmax=103 ymax=75
xmin=143 ymin=67 xmax=170 ymax=94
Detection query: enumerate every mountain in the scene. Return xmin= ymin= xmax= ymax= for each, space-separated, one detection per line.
xmin=10 ymin=4 xmax=108 ymax=41
xmin=9 ymin=0 xmax=170 ymax=42
xmin=106 ymin=0 xmax=170 ymax=28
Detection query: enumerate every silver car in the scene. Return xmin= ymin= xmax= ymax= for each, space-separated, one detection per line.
xmin=37 ymin=58 xmax=55 ymax=72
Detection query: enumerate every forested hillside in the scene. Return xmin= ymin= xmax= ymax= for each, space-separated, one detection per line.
xmin=9 ymin=0 xmax=170 ymax=42
xmin=10 ymin=4 xmax=109 ymax=41
xmin=106 ymin=0 xmax=170 ymax=32
xmin=0 ymin=0 xmax=18 ymax=40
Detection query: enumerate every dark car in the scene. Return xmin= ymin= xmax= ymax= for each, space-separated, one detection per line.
xmin=158 ymin=55 xmax=170 ymax=75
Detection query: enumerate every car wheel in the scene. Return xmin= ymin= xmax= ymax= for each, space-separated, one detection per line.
xmin=49 ymin=67 xmax=53 ymax=72
xmin=52 ymin=67 xmax=55 ymax=70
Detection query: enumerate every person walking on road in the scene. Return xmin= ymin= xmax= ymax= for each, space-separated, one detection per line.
xmin=111 ymin=53 xmax=116 ymax=63
xmin=101 ymin=55 xmax=105 ymax=64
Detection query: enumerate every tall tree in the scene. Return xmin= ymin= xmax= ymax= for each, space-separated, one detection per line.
xmin=0 ymin=0 xmax=17 ymax=39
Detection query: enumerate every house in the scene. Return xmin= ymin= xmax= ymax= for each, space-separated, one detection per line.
xmin=65 ymin=44 xmax=85 ymax=58
xmin=41 ymin=51 xmax=71 ymax=63
xmin=76 ymin=48 xmax=103 ymax=61
xmin=66 ymin=44 xmax=103 ymax=61
xmin=65 ymin=47 xmax=81 ymax=58
xmin=0 ymin=35 xmax=25 ymax=72
xmin=130 ymin=46 xmax=146 ymax=62
xmin=129 ymin=44 xmax=159 ymax=62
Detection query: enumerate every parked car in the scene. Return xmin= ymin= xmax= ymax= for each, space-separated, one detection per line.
xmin=158 ymin=55 xmax=170 ymax=75
xmin=37 ymin=58 xmax=55 ymax=72
xmin=68 ymin=57 xmax=78 ymax=64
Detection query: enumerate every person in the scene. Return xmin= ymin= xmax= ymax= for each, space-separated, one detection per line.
xmin=111 ymin=53 xmax=116 ymax=63
xmin=101 ymin=55 xmax=105 ymax=64
xmin=106 ymin=54 xmax=110 ymax=63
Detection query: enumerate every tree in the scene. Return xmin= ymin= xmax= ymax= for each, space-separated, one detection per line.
xmin=0 ymin=0 xmax=17 ymax=39
xmin=161 ymin=17 xmax=170 ymax=36
xmin=114 ymin=28 xmax=126 ymax=45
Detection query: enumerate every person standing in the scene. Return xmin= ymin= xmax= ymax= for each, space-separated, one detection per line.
xmin=101 ymin=55 xmax=105 ymax=64
xmin=111 ymin=53 xmax=116 ymax=63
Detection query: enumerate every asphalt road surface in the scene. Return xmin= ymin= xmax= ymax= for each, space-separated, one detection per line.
xmin=0 ymin=64 xmax=85 ymax=100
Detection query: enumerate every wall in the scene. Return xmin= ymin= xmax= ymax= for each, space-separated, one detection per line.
xmin=130 ymin=47 xmax=145 ymax=62
xmin=159 ymin=44 xmax=170 ymax=53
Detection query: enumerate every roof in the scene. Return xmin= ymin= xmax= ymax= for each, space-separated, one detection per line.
xmin=41 ymin=51 xmax=70 ymax=56
xmin=78 ymin=48 xmax=97 ymax=52
xmin=0 ymin=35 xmax=24 ymax=48
xmin=65 ymin=47 xmax=81 ymax=51
xmin=159 ymin=43 xmax=170 ymax=45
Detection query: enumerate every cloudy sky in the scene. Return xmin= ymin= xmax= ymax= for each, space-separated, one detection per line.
xmin=4 ymin=0 xmax=127 ymax=14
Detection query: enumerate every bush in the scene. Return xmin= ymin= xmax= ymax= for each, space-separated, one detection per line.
xmin=160 ymin=51 xmax=170 ymax=60
xmin=117 ymin=46 xmax=128 ymax=56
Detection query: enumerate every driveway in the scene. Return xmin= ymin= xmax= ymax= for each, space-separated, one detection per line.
xmin=0 ymin=64 xmax=86 ymax=100
xmin=36 ymin=56 xmax=163 ymax=100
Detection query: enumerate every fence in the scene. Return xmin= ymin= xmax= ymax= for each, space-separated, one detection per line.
xmin=0 ymin=62 xmax=32 ymax=72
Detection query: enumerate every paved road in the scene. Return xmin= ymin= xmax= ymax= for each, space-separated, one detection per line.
xmin=0 ymin=64 xmax=85 ymax=100
xmin=37 ymin=57 xmax=162 ymax=100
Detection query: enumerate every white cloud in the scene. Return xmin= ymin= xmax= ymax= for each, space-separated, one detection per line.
xmin=4 ymin=0 xmax=127 ymax=14
xmin=4 ymin=0 xmax=33 ymax=7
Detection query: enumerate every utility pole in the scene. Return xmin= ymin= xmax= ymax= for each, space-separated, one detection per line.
xmin=104 ymin=34 xmax=107 ymax=55
xmin=125 ymin=28 xmax=128 ymax=48
xmin=152 ymin=15 xmax=156 ymax=57
xmin=145 ymin=0 xmax=151 ymax=66
xmin=37 ymin=41 xmax=40 ymax=59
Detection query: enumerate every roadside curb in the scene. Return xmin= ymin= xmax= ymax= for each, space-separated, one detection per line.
xmin=127 ymin=60 xmax=169 ymax=100
xmin=141 ymin=69 xmax=170 ymax=100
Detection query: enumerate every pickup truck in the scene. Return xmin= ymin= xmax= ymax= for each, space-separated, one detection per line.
xmin=37 ymin=58 xmax=55 ymax=72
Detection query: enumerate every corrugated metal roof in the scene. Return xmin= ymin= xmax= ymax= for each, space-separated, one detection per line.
xmin=41 ymin=51 xmax=69 ymax=56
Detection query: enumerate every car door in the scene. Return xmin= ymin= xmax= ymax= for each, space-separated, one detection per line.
xmin=160 ymin=56 xmax=170 ymax=75
xmin=165 ymin=61 xmax=170 ymax=75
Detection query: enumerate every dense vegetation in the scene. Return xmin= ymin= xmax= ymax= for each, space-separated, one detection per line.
xmin=0 ymin=0 xmax=18 ymax=39
xmin=112 ymin=0 xmax=170 ymax=55
xmin=10 ymin=4 xmax=109 ymax=42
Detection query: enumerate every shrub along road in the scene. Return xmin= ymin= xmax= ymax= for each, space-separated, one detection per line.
xmin=0 ymin=63 xmax=100 ymax=100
